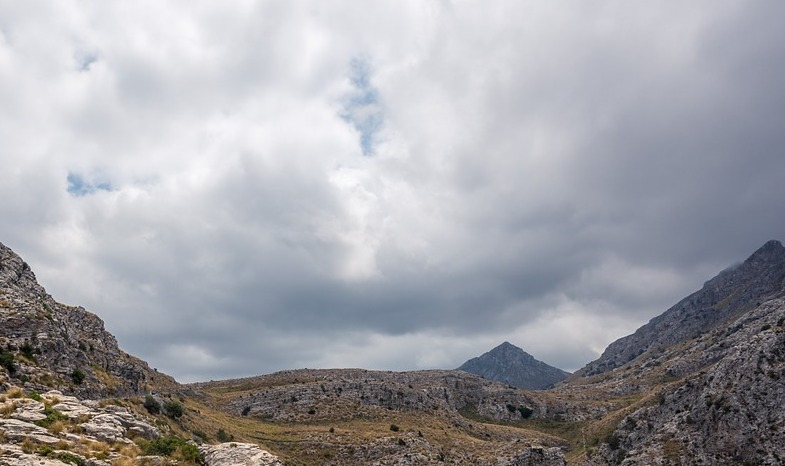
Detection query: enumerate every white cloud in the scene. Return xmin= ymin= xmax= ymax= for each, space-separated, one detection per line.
xmin=2 ymin=1 xmax=785 ymax=382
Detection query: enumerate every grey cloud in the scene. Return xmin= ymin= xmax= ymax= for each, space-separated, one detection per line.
xmin=2 ymin=1 xmax=785 ymax=382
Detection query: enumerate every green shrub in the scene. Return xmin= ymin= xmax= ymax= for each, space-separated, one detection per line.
xmin=0 ymin=350 xmax=16 ymax=375
xmin=216 ymin=428 xmax=233 ymax=442
xmin=163 ymin=399 xmax=184 ymax=418
xmin=143 ymin=436 xmax=182 ymax=456
xmin=51 ymin=452 xmax=85 ymax=466
xmin=390 ymin=424 xmax=400 ymax=432
xmin=71 ymin=368 xmax=85 ymax=385
xmin=144 ymin=395 xmax=161 ymax=414
xmin=35 ymin=405 xmax=69 ymax=427
xmin=19 ymin=343 xmax=38 ymax=362
xmin=140 ymin=435 xmax=204 ymax=464
xmin=28 ymin=392 xmax=43 ymax=402
xmin=177 ymin=443 xmax=203 ymax=463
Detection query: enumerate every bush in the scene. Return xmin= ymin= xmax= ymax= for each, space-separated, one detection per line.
xmin=163 ymin=399 xmax=184 ymax=419
xmin=390 ymin=424 xmax=400 ymax=432
xmin=141 ymin=435 xmax=204 ymax=464
xmin=176 ymin=443 xmax=203 ymax=463
xmin=36 ymin=406 xmax=69 ymax=428
xmin=143 ymin=436 xmax=182 ymax=456
xmin=71 ymin=369 xmax=85 ymax=385
xmin=144 ymin=395 xmax=161 ymax=414
xmin=19 ymin=343 xmax=38 ymax=362
xmin=0 ymin=350 xmax=16 ymax=375
xmin=216 ymin=428 xmax=233 ymax=442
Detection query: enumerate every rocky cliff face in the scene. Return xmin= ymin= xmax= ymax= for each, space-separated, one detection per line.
xmin=583 ymin=295 xmax=785 ymax=465
xmin=458 ymin=342 xmax=570 ymax=390
xmin=579 ymin=240 xmax=785 ymax=377
xmin=198 ymin=369 xmax=548 ymax=422
xmin=0 ymin=241 xmax=177 ymax=398
xmin=567 ymin=240 xmax=785 ymax=465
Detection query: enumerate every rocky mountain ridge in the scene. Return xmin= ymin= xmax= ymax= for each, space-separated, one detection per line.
xmin=579 ymin=239 xmax=785 ymax=377
xmin=458 ymin=342 xmax=570 ymax=390
xmin=3 ymin=239 xmax=785 ymax=465
xmin=0 ymin=242 xmax=177 ymax=398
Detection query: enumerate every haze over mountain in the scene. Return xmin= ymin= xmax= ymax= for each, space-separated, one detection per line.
xmin=458 ymin=341 xmax=570 ymax=389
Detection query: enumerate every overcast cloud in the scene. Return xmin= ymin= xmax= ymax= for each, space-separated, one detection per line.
xmin=2 ymin=1 xmax=785 ymax=382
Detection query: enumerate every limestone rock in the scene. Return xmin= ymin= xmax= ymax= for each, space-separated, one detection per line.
xmin=0 ymin=418 xmax=59 ymax=444
xmin=580 ymin=240 xmax=785 ymax=377
xmin=0 ymin=241 xmax=179 ymax=398
xmin=200 ymin=442 xmax=283 ymax=466
xmin=0 ymin=445 xmax=73 ymax=466
xmin=502 ymin=446 xmax=566 ymax=466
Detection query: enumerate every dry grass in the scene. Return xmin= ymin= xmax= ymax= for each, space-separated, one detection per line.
xmin=48 ymin=420 xmax=65 ymax=434
xmin=5 ymin=387 xmax=23 ymax=398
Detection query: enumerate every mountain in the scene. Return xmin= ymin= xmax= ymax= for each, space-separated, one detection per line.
xmin=4 ymin=238 xmax=785 ymax=465
xmin=565 ymin=239 xmax=785 ymax=464
xmin=579 ymin=239 xmax=785 ymax=377
xmin=0 ymin=241 xmax=178 ymax=398
xmin=458 ymin=341 xmax=570 ymax=389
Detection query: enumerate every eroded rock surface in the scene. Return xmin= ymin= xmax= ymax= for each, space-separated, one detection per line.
xmin=200 ymin=442 xmax=283 ymax=466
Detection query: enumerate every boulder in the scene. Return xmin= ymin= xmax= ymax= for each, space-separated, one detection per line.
xmin=200 ymin=442 xmax=283 ymax=466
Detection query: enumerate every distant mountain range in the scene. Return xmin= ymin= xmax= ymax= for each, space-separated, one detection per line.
xmin=3 ymin=239 xmax=785 ymax=465
xmin=457 ymin=341 xmax=570 ymax=389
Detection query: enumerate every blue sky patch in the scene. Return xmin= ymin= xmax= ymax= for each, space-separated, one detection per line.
xmin=67 ymin=172 xmax=113 ymax=197
xmin=342 ymin=57 xmax=384 ymax=156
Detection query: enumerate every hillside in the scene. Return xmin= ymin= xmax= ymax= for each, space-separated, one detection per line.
xmin=0 ymin=242 xmax=178 ymax=398
xmin=579 ymin=239 xmax=785 ymax=377
xmin=458 ymin=342 xmax=570 ymax=389
xmin=2 ymin=239 xmax=785 ymax=465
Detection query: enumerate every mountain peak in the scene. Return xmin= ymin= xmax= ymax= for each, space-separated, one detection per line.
xmin=458 ymin=342 xmax=569 ymax=390
xmin=581 ymin=239 xmax=785 ymax=376
xmin=746 ymin=239 xmax=785 ymax=265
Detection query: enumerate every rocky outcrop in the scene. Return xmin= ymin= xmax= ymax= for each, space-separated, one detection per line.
xmin=583 ymin=296 xmax=785 ymax=465
xmin=458 ymin=342 xmax=570 ymax=390
xmin=0 ymin=241 xmax=178 ymax=398
xmin=193 ymin=368 xmax=603 ymax=424
xmin=200 ymin=442 xmax=283 ymax=466
xmin=0 ymin=388 xmax=163 ymax=466
xmin=504 ymin=446 xmax=566 ymax=466
xmin=580 ymin=240 xmax=785 ymax=377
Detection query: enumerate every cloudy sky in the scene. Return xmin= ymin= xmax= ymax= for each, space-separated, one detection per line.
xmin=2 ymin=1 xmax=785 ymax=383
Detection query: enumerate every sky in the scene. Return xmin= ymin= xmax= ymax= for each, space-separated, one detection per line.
xmin=2 ymin=1 xmax=785 ymax=383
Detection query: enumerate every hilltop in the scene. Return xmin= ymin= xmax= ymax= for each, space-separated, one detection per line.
xmin=458 ymin=342 xmax=570 ymax=390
